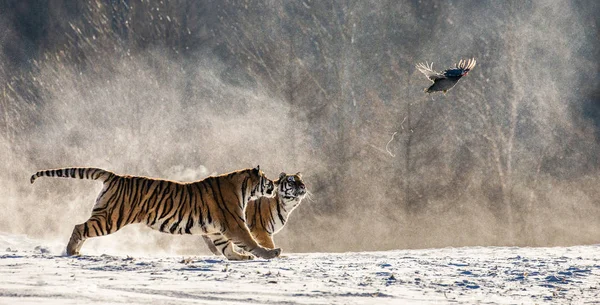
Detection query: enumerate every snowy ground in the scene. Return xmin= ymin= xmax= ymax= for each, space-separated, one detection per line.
xmin=1 ymin=233 xmax=599 ymax=304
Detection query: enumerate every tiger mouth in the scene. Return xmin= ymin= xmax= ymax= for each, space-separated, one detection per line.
xmin=283 ymin=191 xmax=305 ymax=200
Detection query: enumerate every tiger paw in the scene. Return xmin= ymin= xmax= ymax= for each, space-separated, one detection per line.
xmin=224 ymin=251 xmax=255 ymax=260
xmin=268 ymin=248 xmax=282 ymax=259
xmin=252 ymin=247 xmax=281 ymax=259
xmin=229 ymin=254 xmax=255 ymax=261
xmin=66 ymin=248 xmax=80 ymax=256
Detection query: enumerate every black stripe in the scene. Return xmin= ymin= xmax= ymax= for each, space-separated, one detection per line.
xmin=90 ymin=222 xmax=100 ymax=237
xmin=217 ymin=178 xmax=245 ymax=225
xmin=169 ymin=221 xmax=180 ymax=234
xmin=169 ymin=187 xmax=186 ymax=234
xmin=125 ymin=178 xmax=145 ymax=225
xmin=159 ymin=219 xmax=169 ymax=232
xmin=94 ymin=178 xmax=119 ymax=213
xmin=276 ymin=199 xmax=286 ymax=225
xmin=220 ymin=242 xmax=230 ymax=256
xmin=167 ymin=184 xmax=185 ymax=233
xmin=158 ymin=184 xmax=174 ymax=219
xmin=159 ymin=197 xmax=175 ymax=229
xmin=141 ymin=180 xmax=160 ymax=221
xmin=185 ymin=216 xmax=194 ymax=234
xmin=96 ymin=216 xmax=107 ymax=235
xmin=114 ymin=178 xmax=132 ymax=230
xmin=199 ymin=183 xmax=212 ymax=225
xmin=105 ymin=178 xmax=125 ymax=233
xmin=146 ymin=181 xmax=163 ymax=225
xmin=149 ymin=181 xmax=171 ymax=226
xmin=251 ymin=198 xmax=260 ymax=229
xmin=257 ymin=199 xmax=266 ymax=231
xmin=214 ymin=239 xmax=228 ymax=246
xmin=240 ymin=177 xmax=248 ymax=209
xmin=214 ymin=178 xmax=245 ymax=228
xmin=193 ymin=184 xmax=206 ymax=228
xmin=159 ymin=184 xmax=181 ymax=230
xmin=125 ymin=178 xmax=138 ymax=223
xmin=189 ymin=183 xmax=199 ymax=230
xmin=267 ymin=202 xmax=276 ymax=233
xmin=185 ymin=185 xmax=195 ymax=234
xmin=175 ymin=184 xmax=191 ymax=230
xmin=206 ymin=178 xmax=233 ymax=227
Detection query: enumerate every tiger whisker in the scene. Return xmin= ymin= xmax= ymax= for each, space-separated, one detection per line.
xmin=305 ymin=190 xmax=316 ymax=203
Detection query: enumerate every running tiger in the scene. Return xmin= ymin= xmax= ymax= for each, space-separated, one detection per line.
xmin=203 ymin=172 xmax=307 ymax=256
xmin=30 ymin=166 xmax=281 ymax=260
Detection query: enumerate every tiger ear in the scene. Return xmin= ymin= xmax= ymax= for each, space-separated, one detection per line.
xmin=279 ymin=172 xmax=286 ymax=180
xmin=296 ymin=172 xmax=302 ymax=179
xmin=253 ymin=165 xmax=260 ymax=173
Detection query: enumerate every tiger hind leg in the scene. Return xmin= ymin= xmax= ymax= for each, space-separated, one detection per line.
xmin=226 ymin=231 xmax=274 ymax=256
xmin=205 ymin=233 xmax=253 ymax=261
xmin=201 ymin=235 xmax=221 ymax=256
xmin=66 ymin=216 xmax=116 ymax=256
xmin=66 ymin=223 xmax=87 ymax=256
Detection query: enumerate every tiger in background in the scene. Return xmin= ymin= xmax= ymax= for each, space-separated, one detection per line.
xmin=203 ymin=172 xmax=307 ymax=256
xmin=30 ymin=166 xmax=281 ymax=260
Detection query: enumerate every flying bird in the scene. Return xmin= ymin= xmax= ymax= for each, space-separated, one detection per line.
xmin=416 ymin=58 xmax=476 ymax=94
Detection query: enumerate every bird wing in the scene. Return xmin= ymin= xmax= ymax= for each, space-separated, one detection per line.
xmin=456 ymin=58 xmax=476 ymax=71
xmin=415 ymin=62 xmax=445 ymax=81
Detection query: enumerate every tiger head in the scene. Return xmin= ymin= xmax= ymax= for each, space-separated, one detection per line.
xmin=249 ymin=165 xmax=276 ymax=200
xmin=276 ymin=172 xmax=307 ymax=202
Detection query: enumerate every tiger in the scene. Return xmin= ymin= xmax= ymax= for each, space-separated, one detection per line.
xmin=203 ymin=172 xmax=307 ymax=257
xmin=30 ymin=166 xmax=282 ymax=260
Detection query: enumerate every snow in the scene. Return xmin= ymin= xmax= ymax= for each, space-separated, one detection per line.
xmin=1 ymin=233 xmax=599 ymax=304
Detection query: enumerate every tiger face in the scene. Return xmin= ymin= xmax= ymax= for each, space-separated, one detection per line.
xmin=204 ymin=171 xmax=307 ymax=255
xmin=249 ymin=166 xmax=276 ymax=200
xmin=277 ymin=172 xmax=306 ymax=201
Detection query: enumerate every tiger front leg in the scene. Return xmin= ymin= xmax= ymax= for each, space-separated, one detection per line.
xmin=227 ymin=231 xmax=275 ymax=257
xmin=252 ymin=231 xmax=276 ymax=249
xmin=225 ymin=224 xmax=281 ymax=259
xmin=205 ymin=233 xmax=254 ymax=261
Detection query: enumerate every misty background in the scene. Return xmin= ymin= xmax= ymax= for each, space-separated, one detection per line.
xmin=1 ymin=0 xmax=599 ymax=255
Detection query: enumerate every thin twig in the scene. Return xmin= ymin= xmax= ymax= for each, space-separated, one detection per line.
xmin=385 ymin=132 xmax=398 ymax=157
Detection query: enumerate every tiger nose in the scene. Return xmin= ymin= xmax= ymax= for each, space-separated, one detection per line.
xmin=298 ymin=184 xmax=306 ymax=194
